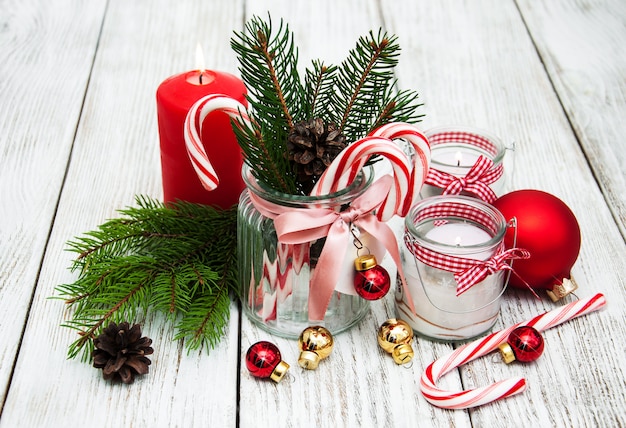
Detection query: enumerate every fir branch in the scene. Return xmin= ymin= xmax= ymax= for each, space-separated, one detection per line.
xmin=339 ymin=32 xmax=392 ymax=131
xmin=229 ymin=15 xmax=422 ymax=194
xmin=55 ymin=197 xmax=239 ymax=361
xmin=232 ymin=119 xmax=296 ymax=194
xmin=64 ymin=277 xmax=152 ymax=360
xmin=370 ymin=85 xmax=425 ymax=131
xmin=252 ymin=28 xmax=294 ymax=127
xmin=328 ymin=29 xmax=404 ymax=142
xmin=174 ymin=259 xmax=234 ymax=352
xmin=304 ymin=60 xmax=338 ymax=119
xmin=231 ymin=15 xmax=303 ymax=192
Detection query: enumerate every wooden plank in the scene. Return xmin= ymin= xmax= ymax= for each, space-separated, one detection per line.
xmin=384 ymin=0 xmax=626 ymax=425
xmin=0 ymin=0 xmax=106 ymax=409
xmin=517 ymin=0 xmax=626 ymax=238
xmin=237 ymin=2 xmax=470 ymax=427
xmin=2 ymin=1 xmax=623 ymax=427
xmin=0 ymin=0 xmax=244 ymax=426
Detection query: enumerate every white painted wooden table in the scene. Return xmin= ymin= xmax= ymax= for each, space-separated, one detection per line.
xmin=1 ymin=0 xmax=625 ymax=427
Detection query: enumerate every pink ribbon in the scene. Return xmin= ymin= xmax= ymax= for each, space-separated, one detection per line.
xmin=249 ymin=175 xmax=416 ymax=320
xmin=425 ymin=156 xmax=503 ymax=203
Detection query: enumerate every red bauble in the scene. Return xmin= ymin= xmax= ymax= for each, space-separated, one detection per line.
xmin=353 ymin=255 xmax=391 ymax=300
xmin=507 ymin=326 xmax=545 ymax=362
xmin=492 ymin=190 xmax=581 ymax=291
xmin=245 ymin=341 xmax=289 ymax=382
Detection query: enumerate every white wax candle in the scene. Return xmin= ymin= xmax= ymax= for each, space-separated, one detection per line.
xmin=425 ymin=222 xmax=490 ymax=246
xmin=431 ymin=147 xmax=480 ymax=169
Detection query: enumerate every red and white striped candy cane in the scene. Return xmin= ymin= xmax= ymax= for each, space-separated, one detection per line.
xmin=312 ymin=123 xmax=430 ymax=220
xmin=312 ymin=136 xmax=412 ymax=221
xmin=370 ymin=122 xmax=431 ymax=215
xmin=420 ymin=293 xmax=607 ymax=409
xmin=184 ymin=94 xmax=251 ymax=191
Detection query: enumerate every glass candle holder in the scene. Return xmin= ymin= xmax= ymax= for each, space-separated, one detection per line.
xmin=420 ymin=126 xmax=514 ymax=202
xmin=396 ymin=195 xmax=508 ymax=341
xmin=238 ymin=165 xmax=379 ymax=339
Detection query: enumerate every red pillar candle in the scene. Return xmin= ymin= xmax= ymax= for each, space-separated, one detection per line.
xmin=156 ymin=69 xmax=247 ymax=208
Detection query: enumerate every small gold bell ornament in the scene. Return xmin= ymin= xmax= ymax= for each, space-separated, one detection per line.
xmin=377 ymin=318 xmax=415 ymax=364
xmin=297 ymin=326 xmax=334 ymax=370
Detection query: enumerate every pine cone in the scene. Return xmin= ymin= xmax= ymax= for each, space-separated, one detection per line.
xmin=287 ymin=118 xmax=347 ymax=194
xmin=92 ymin=322 xmax=154 ymax=384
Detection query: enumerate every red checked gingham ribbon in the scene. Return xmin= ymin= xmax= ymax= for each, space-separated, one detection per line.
xmin=248 ymin=175 xmax=416 ymax=320
xmin=405 ymin=237 xmax=530 ymax=295
xmin=404 ymin=200 xmax=530 ymax=295
xmin=425 ymin=156 xmax=503 ymax=203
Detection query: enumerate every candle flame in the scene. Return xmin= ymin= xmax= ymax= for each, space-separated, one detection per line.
xmin=195 ymin=43 xmax=206 ymax=73
xmin=455 ymin=151 xmax=463 ymax=167
xmin=454 ymin=236 xmax=462 ymax=246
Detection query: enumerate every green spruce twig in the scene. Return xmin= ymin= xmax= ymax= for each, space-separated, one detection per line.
xmin=55 ymin=196 xmax=238 ymax=361
xmin=330 ymin=29 xmax=423 ymax=143
xmin=231 ymin=15 xmax=302 ymax=193
xmin=228 ymin=16 xmax=423 ymax=195
xmin=304 ymin=60 xmax=338 ymax=119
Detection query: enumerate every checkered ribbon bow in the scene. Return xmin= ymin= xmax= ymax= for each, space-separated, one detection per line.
xmin=405 ymin=235 xmax=530 ymax=295
xmin=425 ymin=156 xmax=503 ymax=203
xmin=453 ymin=248 xmax=530 ymax=295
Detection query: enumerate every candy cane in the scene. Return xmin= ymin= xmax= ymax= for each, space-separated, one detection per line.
xmin=184 ymin=94 xmax=251 ymax=191
xmin=420 ymin=293 xmax=607 ymax=409
xmin=312 ymin=123 xmax=430 ymax=220
xmin=370 ymin=122 xmax=431 ymax=215
xmin=311 ymin=136 xmax=412 ymax=221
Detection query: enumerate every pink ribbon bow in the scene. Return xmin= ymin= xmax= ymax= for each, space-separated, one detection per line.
xmin=454 ymin=248 xmax=531 ymax=295
xmin=249 ymin=175 xmax=415 ymax=320
xmin=425 ymin=156 xmax=503 ymax=203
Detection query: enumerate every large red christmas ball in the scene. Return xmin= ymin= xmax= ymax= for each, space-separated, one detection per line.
xmin=492 ymin=190 xmax=581 ymax=290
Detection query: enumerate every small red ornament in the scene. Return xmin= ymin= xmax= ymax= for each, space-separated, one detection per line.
xmin=498 ymin=326 xmax=545 ymax=363
xmin=492 ymin=190 xmax=581 ymax=301
xmin=245 ymin=341 xmax=290 ymax=382
xmin=353 ymin=254 xmax=391 ymax=300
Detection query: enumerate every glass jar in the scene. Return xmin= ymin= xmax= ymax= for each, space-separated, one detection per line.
xmin=238 ymin=165 xmax=376 ymax=338
xmin=396 ymin=195 xmax=508 ymax=341
xmin=420 ymin=126 xmax=514 ymax=200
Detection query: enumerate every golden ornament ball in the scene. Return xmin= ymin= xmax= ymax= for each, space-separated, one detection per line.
xmin=377 ymin=318 xmax=415 ymax=364
xmin=297 ymin=325 xmax=334 ymax=370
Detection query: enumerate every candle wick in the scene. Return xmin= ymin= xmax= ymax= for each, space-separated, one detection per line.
xmin=454 ymin=151 xmax=463 ymax=167
xmin=199 ymin=73 xmax=203 ymax=85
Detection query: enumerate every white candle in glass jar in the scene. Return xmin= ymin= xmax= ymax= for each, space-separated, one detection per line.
xmin=398 ymin=221 xmax=504 ymax=341
xmin=420 ymin=127 xmax=507 ymax=199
